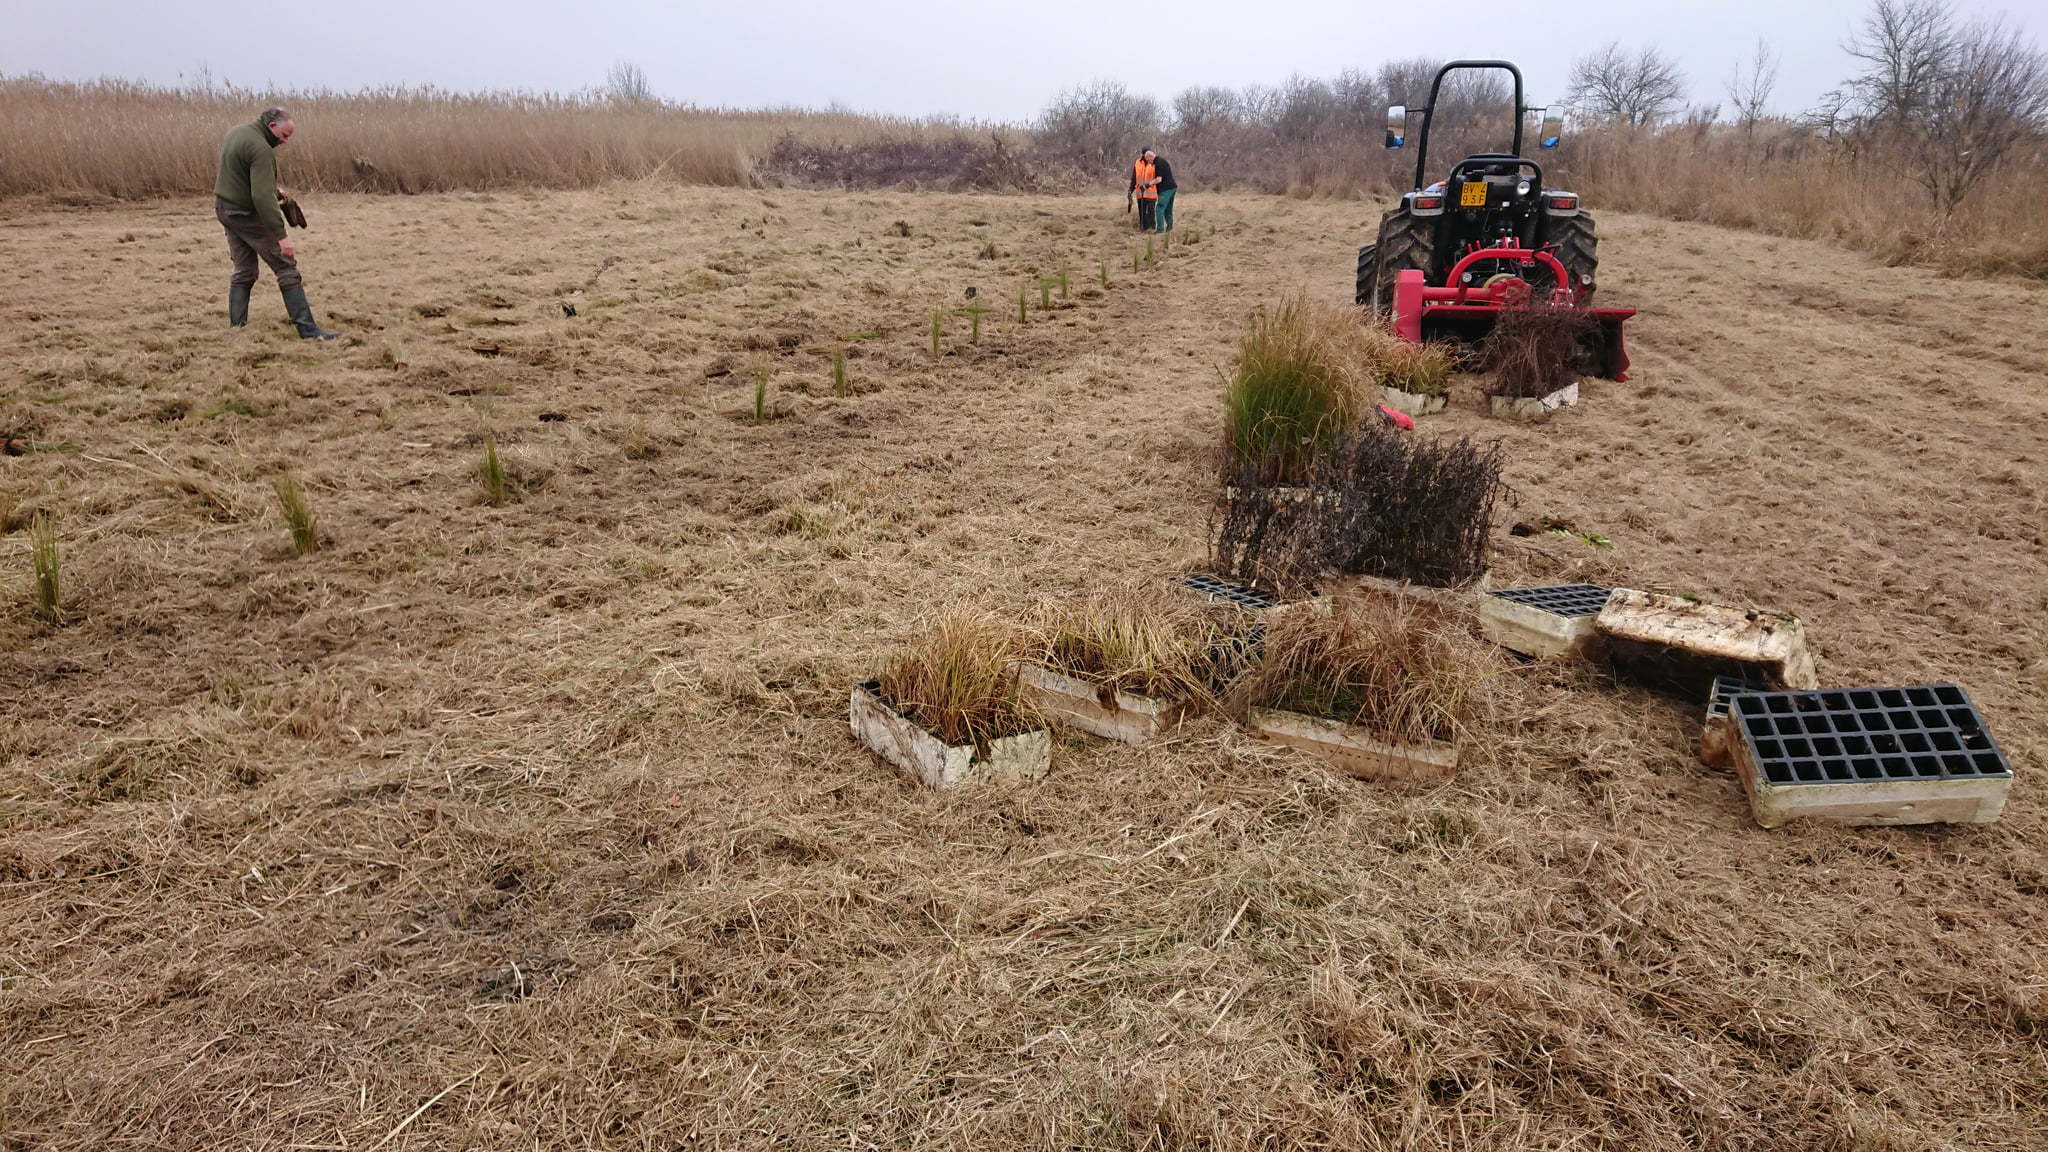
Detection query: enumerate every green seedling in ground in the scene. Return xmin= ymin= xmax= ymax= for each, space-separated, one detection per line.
xmin=958 ymin=300 xmax=991 ymax=343
xmin=30 ymin=508 xmax=60 ymax=623
xmin=930 ymin=309 xmax=943 ymax=358
xmin=832 ymin=348 xmax=847 ymax=396
xmin=754 ymin=365 xmax=770 ymax=422
xmin=1146 ymin=236 xmax=1155 ymax=264
xmin=1132 ymin=249 xmax=1141 ymax=273
xmin=1164 ymin=230 xmax=1171 ymax=251
xmin=1100 ymin=259 xmax=1109 ymax=287
xmin=273 ymin=471 xmax=318 ymax=554
xmin=1038 ymin=279 xmax=1052 ymax=311
xmin=1059 ymin=262 xmax=1071 ymax=298
xmin=1018 ymin=284 xmax=1028 ymax=323
xmin=480 ymin=435 xmax=507 ymax=506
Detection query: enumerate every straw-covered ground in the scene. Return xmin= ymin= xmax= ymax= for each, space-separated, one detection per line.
xmin=1 ymin=185 xmax=2044 ymax=1150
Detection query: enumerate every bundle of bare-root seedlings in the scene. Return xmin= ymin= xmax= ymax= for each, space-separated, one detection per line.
xmin=1212 ymin=421 xmax=1505 ymax=592
xmin=1229 ymin=592 xmax=1496 ymax=747
xmin=1478 ymin=303 xmax=1598 ymax=399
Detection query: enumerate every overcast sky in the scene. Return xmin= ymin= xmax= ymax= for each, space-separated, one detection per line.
xmin=3 ymin=1 xmax=2041 ymax=122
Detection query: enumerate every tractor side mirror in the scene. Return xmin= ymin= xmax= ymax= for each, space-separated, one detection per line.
xmin=1384 ymin=105 xmax=1406 ymax=150
xmin=1538 ymin=107 xmax=1564 ymax=149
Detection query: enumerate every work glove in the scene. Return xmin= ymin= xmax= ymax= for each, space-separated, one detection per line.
xmin=277 ymin=190 xmax=308 ymax=229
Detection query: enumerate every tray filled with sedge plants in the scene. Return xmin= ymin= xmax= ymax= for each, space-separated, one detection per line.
xmin=1229 ymin=591 xmax=1497 ymax=782
xmin=1018 ymin=578 xmax=1259 ymax=745
xmin=851 ymin=607 xmax=1049 ymax=790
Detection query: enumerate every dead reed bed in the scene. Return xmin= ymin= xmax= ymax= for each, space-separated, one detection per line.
xmin=0 ymin=77 xmax=942 ymax=198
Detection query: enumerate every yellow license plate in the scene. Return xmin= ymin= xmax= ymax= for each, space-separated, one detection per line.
xmin=1459 ymin=181 xmax=1489 ymax=207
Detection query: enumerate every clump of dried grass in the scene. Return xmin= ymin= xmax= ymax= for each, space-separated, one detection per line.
xmin=1480 ymin=305 xmax=1596 ymax=398
xmin=877 ymin=606 xmax=1038 ymax=748
xmin=1029 ymin=579 xmax=1256 ymax=704
xmin=1356 ymin=325 xmax=1456 ymax=397
xmin=1232 ymin=593 xmax=1492 ymax=745
xmin=1222 ymin=294 xmax=1370 ymax=485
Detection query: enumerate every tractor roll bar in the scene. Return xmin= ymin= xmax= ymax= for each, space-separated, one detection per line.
xmin=1409 ymin=60 xmax=1529 ymax=192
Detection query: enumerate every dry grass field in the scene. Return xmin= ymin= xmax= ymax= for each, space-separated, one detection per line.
xmin=1 ymin=184 xmax=2045 ymax=1150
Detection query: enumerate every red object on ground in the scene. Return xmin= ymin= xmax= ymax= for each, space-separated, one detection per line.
xmin=1377 ymin=404 xmax=1415 ymax=430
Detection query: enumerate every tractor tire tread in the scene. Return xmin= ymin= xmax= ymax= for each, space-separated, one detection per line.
xmin=1372 ymin=209 xmax=1434 ymax=319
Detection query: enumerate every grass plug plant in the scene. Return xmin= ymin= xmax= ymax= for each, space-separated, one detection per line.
xmin=877 ymin=606 xmax=1039 ymax=751
xmin=1220 ymin=293 xmax=1368 ymax=486
xmin=832 ymin=348 xmax=847 ymax=396
xmin=29 ymin=507 xmax=60 ymax=623
xmin=930 ymin=308 xmax=943 ymax=359
xmin=272 ymin=472 xmax=318 ymax=554
xmin=753 ymin=365 xmax=770 ymax=422
xmin=1018 ymin=283 xmax=1028 ymax=324
xmin=1100 ymin=258 xmax=1109 ymax=287
xmin=1059 ymin=262 xmax=1070 ymax=299
xmin=479 ymin=435 xmax=507 ymax=506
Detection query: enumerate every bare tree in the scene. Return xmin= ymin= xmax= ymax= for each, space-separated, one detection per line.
xmin=1837 ymin=0 xmax=2048 ymax=217
xmin=1843 ymin=0 xmax=1953 ymax=131
xmin=605 ymin=60 xmax=654 ymax=106
xmin=1726 ymin=38 xmax=1779 ymax=130
xmin=1567 ymin=43 xmax=1688 ymax=126
xmin=1170 ymin=86 xmax=1243 ymax=140
xmin=1036 ymin=80 xmax=1161 ymax=171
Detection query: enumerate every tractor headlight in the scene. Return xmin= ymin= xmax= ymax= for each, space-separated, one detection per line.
xmin=1516 ymin=180 xmax=1531 ymax=197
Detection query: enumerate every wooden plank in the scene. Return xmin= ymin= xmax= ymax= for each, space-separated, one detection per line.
xmin=1249 ymin=707 xmax=1456 ymax=782
xmin=849 ymin=682 xmax=1050 ymax=790
xmin=1016 ymin=663 xmax=1187 ymax=745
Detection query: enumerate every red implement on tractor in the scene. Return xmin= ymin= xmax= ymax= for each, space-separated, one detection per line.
xmin=1357 ymin=60 xmax=1634 ymax=380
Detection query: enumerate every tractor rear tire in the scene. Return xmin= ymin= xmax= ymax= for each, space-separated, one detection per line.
xmin=1542 ymin=211 xmax=1599 ymax=303
xmin=1370 ymin=209 xmax=1435 ymax=319
xmin=1354 ymin=245 xmax=1377 ymax=306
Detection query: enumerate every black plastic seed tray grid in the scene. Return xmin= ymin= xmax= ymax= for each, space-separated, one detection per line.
xmin=1487 ymin=584 xmax=1613 ymax=619
xmin=1178 ymin=573 xmax=1278 ymax=611
xmin=1706 ymin=674 xmax=1771 ymax=719
xmin=1734 ymin=684 xmax=2010 ymax=786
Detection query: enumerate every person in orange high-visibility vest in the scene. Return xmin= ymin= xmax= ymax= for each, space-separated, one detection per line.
xmin=1129 ymin=151 xmax=1158 ymax=232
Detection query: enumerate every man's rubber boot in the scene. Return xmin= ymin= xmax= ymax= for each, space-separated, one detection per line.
xmin=229 ymin=284 xmax=251 ymax=328
xmin=280 ymin=286 xmax=340 ymax=341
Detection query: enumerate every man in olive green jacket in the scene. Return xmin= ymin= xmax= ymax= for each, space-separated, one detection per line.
xmin=215 ymin=107 xmax=337 ymax=339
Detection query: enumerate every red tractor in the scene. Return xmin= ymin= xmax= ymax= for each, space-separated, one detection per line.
xmin=1357 ymin=60 xmax=1633 ymax=380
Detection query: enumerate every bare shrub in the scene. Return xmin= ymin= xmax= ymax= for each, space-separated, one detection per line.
xmin=1213 ymin=423 xmax=1504 ymax=591
xmin=1309 ymin=426 xmax=1505 ymax=587
xmin=1035 ymin=79 xmax=1160 ymax=174
xmin=1479 ymin=306 xmax=1598 ymax=398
